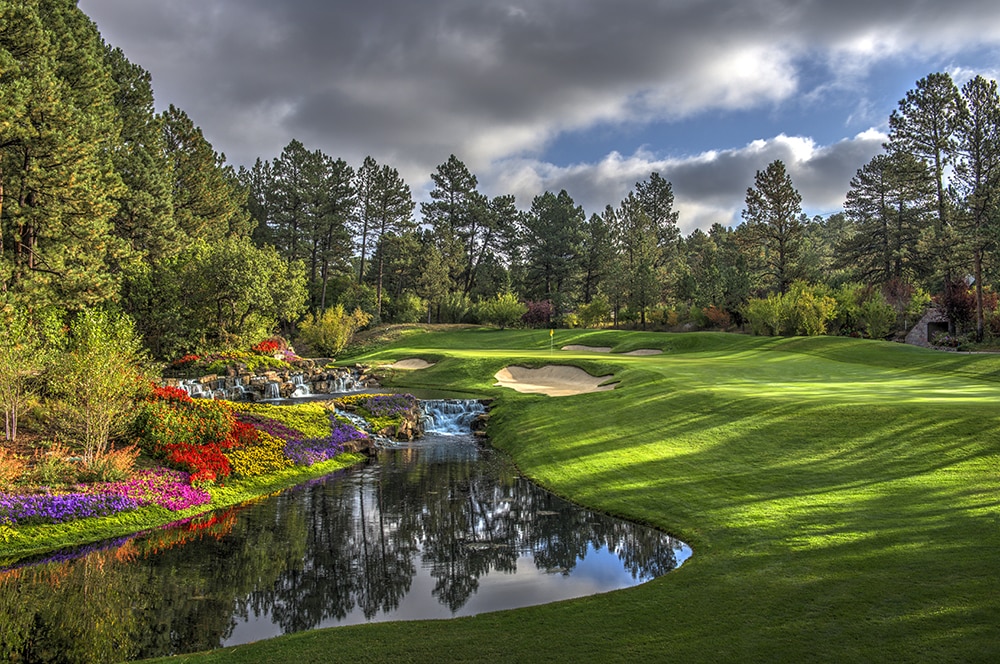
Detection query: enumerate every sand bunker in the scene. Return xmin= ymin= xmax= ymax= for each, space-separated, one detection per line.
xmin=623 ymin=349 xmax=663 ymax=356
xmin=561 ymin=345 xmax=612 ymax=353
xmin=387 ymin=358 xmax=435 ymax=370
xmin=494 ymin=365 xmax=617 ymax=397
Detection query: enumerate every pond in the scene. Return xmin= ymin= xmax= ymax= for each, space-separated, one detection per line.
xmin=0 ymin=401 xmax=690 ymax=662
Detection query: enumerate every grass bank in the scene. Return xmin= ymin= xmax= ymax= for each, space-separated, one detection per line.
xmin=152 ymin=329 xmax=999 ymax=662
xmin=1 ymin=454 xmax=365 ymax=566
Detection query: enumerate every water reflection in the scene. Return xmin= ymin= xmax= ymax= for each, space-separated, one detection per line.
xmin=0 ymin=432 xmax=689 ymax=663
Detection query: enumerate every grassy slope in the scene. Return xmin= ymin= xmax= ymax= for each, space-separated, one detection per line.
xmin=157 ymin=329 xmax=1000 ymax=663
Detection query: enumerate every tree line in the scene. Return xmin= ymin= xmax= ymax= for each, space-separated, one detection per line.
xmin=3 ymin=1 xmax=1000 ymax=361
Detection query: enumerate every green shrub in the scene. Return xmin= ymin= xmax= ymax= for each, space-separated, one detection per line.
xmin=479 ymin=292 xmax=527 ymax=329
xmin=785 ymin=282 xmax=838 ymax=336
xmin=298 ymin=305 xmax=372 ymax=357
xmin=858 ymin=293 xmax=897 ymax=339
xmin=577 ymin=297 xmax=611 ymax=329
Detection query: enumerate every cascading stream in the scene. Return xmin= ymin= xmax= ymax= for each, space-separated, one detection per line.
xmin=421 ymin=399 xmax=486 ymax=435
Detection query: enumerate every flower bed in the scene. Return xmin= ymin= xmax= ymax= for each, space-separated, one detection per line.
xmin=336 ymin=393 xmax=418 ymax=432
xmin=87 ymin=468 xmax=212 ymax=511
xmin=0 ymin=493 xmax=140 ymax=526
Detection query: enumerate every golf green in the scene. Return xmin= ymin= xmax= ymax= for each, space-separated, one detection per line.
xmin=161 ymin=329 xmax=1000 ymax=663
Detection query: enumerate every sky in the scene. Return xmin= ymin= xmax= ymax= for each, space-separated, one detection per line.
xmin=77 ymin=0 xmax=1000 ymax=234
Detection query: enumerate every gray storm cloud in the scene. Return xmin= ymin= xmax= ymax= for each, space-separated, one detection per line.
xmin=79 ymin=0 xmax=1000 ymax=228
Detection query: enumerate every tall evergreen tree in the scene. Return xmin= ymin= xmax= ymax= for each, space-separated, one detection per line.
xmin=364 ymin=164 xmax=414 ymax=320
xmin=0 ymin=0 xmax=125 ymax=312
xmin=742 ymin=159 xmax=804 ymax=294
xmin=580 ymin=209 xmax=615 ymax=304
xmin=634 ymin=172 xmax=681 ymax=269
xmin=103 ymin=45 xmax=176 ymax=261
xmin=310 ymin=155 xmax=355 ymax=312
xmin=953 ymin=75 xmax=1000 ymax=340
xmin=161 ymin=104 xmax=248 ymax=243
xmin=239 ymin=158 xmax=275 ymax=245
xmin=520 ymin=190 xmax=584 ymax=311
xmin=839 ymin=152 xmax=935 ymax=285
xmin=421 ymin=155 xmax=479 ymax=294
xmin=268 ymin=138 xmax=319 ymax=263
xmin=886 ymin=72 xmax=963 ymax=275
xmin=353 ymin=156 xmax=379 ymax=284
xmin=616 ymin=193 xmax=661 ymax=328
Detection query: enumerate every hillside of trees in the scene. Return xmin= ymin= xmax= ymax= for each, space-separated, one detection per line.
xmin=4 ymin=1 xmax=1000 ymax=361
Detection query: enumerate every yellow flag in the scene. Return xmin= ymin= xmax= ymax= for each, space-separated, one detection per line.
xmin=550 ymin=329 xmax=554 ymax=337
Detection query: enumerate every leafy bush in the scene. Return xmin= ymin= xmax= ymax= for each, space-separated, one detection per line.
xmin=743 ymin=283 xmax=837 ymax=336
xmin=0 ymin=448 xmax=27 ymax=486
xmin=743 ymin=294 xmax=785 ymax=336
xmin=79 ymin=445 xmax=140 ymax=483
xmin=702 ymin=306 xmax=732 ymax=330
xmin=858 ymin=293 xmax=897 ymax=339
xmin=577 ymin=297 xmax=611 ymax=329
xmin=162 ymin=442 xmax=232 ymax=485
xmin=438 ymin=293 xmax=474 ymax=324
xmin=132 ymin=387 xmax=239 ymax=484
xmin=479 ymin=292 xmax=527 ymax=329
xmin=46 ymin=309 xmax=153 ymax=464
xmin=521 ymin=300 xmax=554 ymax=327
xmin=298 ymin=305 xmax=372 ymax=357
xmin=385 ymin=292 xmax=426 ymax=324
xmin=28 ymin=442 xmax=81 ymax=487
xmin=132 ymin=397 xmax=235 ymax=452
xmin=785 ymin=282 xmax=838 ymax=336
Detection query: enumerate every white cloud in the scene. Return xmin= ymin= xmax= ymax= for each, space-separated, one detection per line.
xmin=483 ymin=131 xmax=887 ymax=229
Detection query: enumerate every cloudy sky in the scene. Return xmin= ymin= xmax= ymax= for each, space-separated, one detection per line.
xmin=78 ymin=0 xmax=1000 ymax=233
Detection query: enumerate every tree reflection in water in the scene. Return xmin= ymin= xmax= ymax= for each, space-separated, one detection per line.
xmin=0 ymin=428 xmax=690 ymax=663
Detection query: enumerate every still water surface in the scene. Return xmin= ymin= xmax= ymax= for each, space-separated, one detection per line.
xmin=0 ymin=404 xmax=689 ymax=661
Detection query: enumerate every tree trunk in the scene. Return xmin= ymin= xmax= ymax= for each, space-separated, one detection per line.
xmin=975 ymin=247 xmax=985 ymax=342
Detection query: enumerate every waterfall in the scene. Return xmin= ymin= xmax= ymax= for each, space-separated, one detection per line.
xmin=263 ymin=382 xmax=280 ymax=400
xmin=334 ymin=408 xmax=395 ymax=447
xmin=290 ymin=374 xmax=311 ymax=398
xmin=178 ymin=380 xmax=210 ymax=399
xmin=228 ymin=377 xmax=249 ymax=401
xmin=421 ymin=400 xmax=486 ymax=435
xmin=330 ymin=372 xmax=360 ymax=393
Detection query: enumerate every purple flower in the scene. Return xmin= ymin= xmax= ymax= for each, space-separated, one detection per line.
xmin=354 ymin=394 xmax=417 ymax=419
xmin=235 ymin=412 xmax=305 ymax=441
xmin=0 ymin=492 xmax=139 ymax=526
xmin=284 ymin=414 xmax=366 ymax=466
xmin=84 ymin=468 xmax=211 ymax=511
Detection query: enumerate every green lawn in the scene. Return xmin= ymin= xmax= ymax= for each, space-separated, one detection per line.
xmin=159 ymin=329 xmax=1000 ymax=663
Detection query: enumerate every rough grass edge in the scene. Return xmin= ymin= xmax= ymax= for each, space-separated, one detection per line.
xmin=0 ymin=452 xmax=367 ymax=567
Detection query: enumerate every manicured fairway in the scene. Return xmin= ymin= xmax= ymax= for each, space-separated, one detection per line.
xmin=161 ymin=329 xmax=1000 ymax=663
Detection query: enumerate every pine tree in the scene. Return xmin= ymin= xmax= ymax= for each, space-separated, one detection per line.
xmin=839 ymin=152 xmax=935 ymax=284
xmin=161 ymin=104 xmax=248 ymax=243
xmin=886 ymin=73 xmax=963 ymax=278
xmin=742 ymin=159 xmax=804 ymax=294
xmin=0 ymin=0 xmax=125 ymax=313
xmin=421 ymin=155 xmax=479 ymax=294
xmin=521 ymin=190 xmax=584 ymax=311
xmin=104 ymin=45 xmax=176 ymax=261
xmin=953 ymin=75 xmax=1000 ymax=340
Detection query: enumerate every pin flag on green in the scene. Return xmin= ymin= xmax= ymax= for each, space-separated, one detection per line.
xmin=549 ymin=328 xmax=554 ymax=353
